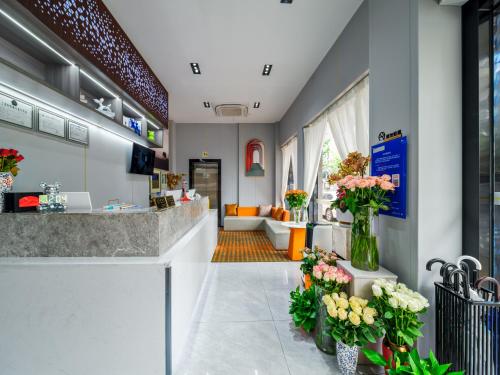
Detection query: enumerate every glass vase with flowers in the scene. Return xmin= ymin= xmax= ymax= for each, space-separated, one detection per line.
xmin=335 ymin=174 xmax=395 ymax=271
xmin=285 ymin=189 xmax=308 ymax=223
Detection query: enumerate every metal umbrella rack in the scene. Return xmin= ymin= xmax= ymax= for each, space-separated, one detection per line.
xmin=427 ymin=256 xmax=500 ymax=374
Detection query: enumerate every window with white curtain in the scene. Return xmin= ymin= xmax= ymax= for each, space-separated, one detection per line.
xmin=303 ymin=75 xmax=369 ymax=223
xmin=280 ymin=136 xmax=297 ymax=207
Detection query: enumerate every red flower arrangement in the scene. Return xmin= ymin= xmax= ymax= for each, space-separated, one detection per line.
xmin=0 ymin=148 xmax=24 ymax=176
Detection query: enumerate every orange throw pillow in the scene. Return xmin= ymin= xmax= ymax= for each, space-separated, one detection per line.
xmin=273 ymin=208 xmax=284 ymax=221
xmin=281 ymin=210 xmax=290 ymax=222
xmin=225 ymin=204 xmax=238 ymax=216
xmin=271 ymin=207 xmax=278 ymax=218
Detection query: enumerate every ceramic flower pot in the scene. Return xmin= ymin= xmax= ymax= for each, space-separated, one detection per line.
xmin=350 ymin=206 xmax=379 ymax=271
xmin=314 ymin=286 xmax=336 ymax=355
xmin=0 ymin=172 xmax=14 ymax=213
xmin=336 ymin=208 xmax=353 ymax=225
xmin=382 ymin=336 xmax=410 ymax=369
xmin=336 ymin=341 xmax=359 ymax=375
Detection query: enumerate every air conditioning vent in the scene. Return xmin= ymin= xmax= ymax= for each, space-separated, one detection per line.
xmin=214 ymin=104 xmax=248 ymax=117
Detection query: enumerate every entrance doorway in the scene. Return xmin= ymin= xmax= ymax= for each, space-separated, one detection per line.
xmin=189 ymin=159 xmax=222 ymax=226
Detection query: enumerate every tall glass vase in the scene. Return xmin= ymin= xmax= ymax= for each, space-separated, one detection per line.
xmin=350 ymin=206 xmax=379 ymax=271
xmin=292 ymin=207 xmax=301 ymax=224
xmin=314 ymin=286 xmax=336 ymax=355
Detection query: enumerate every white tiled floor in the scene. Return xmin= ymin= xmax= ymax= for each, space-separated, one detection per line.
xmin=175 ymin=262 xmax=341 ymax=375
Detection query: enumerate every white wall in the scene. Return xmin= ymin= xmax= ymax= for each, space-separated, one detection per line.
xmin=416 ymin=0 xmax=462 ymax=351
xmin=172 ymin=122 xmax=277 ymax=216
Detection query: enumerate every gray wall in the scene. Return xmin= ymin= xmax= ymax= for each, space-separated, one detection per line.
xmin=278 ymin=1 xmax=369 ymax=186
xmin=172 ymin=122 xmax=276 ymax=216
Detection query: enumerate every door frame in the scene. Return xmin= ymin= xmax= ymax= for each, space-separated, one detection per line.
xmin=189 ymin=159 xmax=222 ymax=226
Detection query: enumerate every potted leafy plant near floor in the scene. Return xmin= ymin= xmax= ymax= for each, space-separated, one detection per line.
xmin=323 ymin=293 xmax=383 ymax=374
xmin=289 ymin=284 xmax=317 ymax=332
xmin=312 ymin=263 xmax=351 ymax=354
xmin=362 ymin=347 xmax=464 ymax=374
xmin=371 ymin=279 xmax=429 ymax=363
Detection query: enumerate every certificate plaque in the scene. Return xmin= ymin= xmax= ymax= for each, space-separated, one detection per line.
xmin=68 ymin=121 xmax=89 ymax=144
xmin=0 ymin=92 xmax=33 ymax=129
xmin=38 ymin=109 xmax=65 ymax=138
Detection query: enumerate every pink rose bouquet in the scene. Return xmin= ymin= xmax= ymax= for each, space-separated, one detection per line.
xmin=312 ymin=261 xmax=352 ymax=293
xmin=333 ymin=174 xmax=395 ymax=215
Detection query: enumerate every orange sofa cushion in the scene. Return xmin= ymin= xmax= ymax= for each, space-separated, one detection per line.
xmin=271 ymin=207 xmax=278 ymax=218
xmin=237 ymin=206 xmax=259 ymax=216
xmin=281 ymin=210 xmax=290 ymax=222
xmin=225 ymin=204 xmax=238 ymax=216
xmin=273 ymin=208 xmax=284 ymax=221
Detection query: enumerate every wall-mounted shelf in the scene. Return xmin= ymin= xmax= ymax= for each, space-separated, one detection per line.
xmin=0 ymin=3 xmax=166 ymax=148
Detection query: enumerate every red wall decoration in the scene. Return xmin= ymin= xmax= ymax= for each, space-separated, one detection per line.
xmin=18 ymin=0 xmax=169 ymax=126
xmin=245 ymin=139 xmax=265 ymax=177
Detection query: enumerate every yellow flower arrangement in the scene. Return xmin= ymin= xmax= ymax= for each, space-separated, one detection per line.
xmin=284 ymin=189 xmax=308 ymax=209
xmin=323 ymin=292 xmax=383 ymax=347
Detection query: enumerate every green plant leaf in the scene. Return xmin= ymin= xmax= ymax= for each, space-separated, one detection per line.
xmin=434 ymin=364 xmax=451 ymax=375
xmin=384 ymin=311 xmax=394 ymax=319
xmin=362 ymin=349 xmax=387 ymax=366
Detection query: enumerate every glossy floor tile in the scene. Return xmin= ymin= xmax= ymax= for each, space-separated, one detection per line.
xmin=176 ymin=262 xmax=342 ymax=375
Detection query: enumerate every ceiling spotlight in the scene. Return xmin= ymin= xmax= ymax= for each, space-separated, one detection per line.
xmin=203 ymin=101 xmax=211 ymax=108
xmin=190 ymin=63 xmax=201 ymax=74
xmin=281 ymin=0 xmax=293 ymax=3
xmin=262 ymin=64 xmax=273 ymax=76
xmin=253 ymin=102 xmax=261 ymax=109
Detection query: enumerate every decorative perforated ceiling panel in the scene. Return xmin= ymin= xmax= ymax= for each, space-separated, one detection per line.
xmin=18 ymin=0 xmax=169 ymax=126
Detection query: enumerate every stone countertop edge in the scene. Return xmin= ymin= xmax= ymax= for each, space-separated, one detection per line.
xmin=0 ymin=197 xmax=209 ymax=258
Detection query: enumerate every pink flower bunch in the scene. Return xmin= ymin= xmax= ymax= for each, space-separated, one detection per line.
xmin=337 ymin=174 xmax=395 ymax=192
xmin=312 ymin=261 xmax=352 ymax=292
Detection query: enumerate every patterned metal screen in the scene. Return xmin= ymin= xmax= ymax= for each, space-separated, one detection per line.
xmin=18 ymin=0 xmax=169 ymax=126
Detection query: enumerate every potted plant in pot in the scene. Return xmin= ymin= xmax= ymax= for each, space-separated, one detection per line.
xmin=323 ymin=293 xmax=384 ymax=374
xmin=289 ymin=284 xmax=317 ymax=332
xmin=335 ymin=175 xmax=395 ymax=271
xmin=0 ymin=148 xmax=24 ymax=213
xmin=362 ymin=347 xmax=464 ymax=374
xmin=312 ymin=262 xmax=351 ymax=354
xmin=285 ymin=189 xmax=308 ymax=224
xmin=371 ymin=279 xmax=429 ymax=363
xmin=329 ymin=152 xmax=370 ymax=225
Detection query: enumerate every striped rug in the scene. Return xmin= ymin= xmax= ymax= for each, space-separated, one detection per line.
xmin=212 ymin=230 xmax=291 ymax=262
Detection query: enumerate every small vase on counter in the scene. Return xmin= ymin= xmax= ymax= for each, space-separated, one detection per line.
xmin=0 ymin=172 xmax=14 ymax=213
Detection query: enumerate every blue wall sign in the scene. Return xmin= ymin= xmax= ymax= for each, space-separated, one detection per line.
xmin=371 ymin=136 xmax=407 ymax=219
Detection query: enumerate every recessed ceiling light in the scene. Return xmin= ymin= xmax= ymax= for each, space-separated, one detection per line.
xmin=203 ymin=101 xmax=211 ymax=108
xmin=262 ymin=64 xmax=273 ymax=76
xmin=281 ymin=0 xmax=293 ymax=3
xmin=190 ymin=63 xmax=201 ymax=74
xmin=253 ymin=102 xmax=261 ymax=109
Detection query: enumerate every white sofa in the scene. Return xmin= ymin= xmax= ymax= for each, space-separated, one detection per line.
xmin=223 ymin=216 xmax=290 ymax=250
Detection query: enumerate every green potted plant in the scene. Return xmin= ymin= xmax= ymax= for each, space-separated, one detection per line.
xmin=289 ymin=285 xmax=317 ymax=332
xmin=362 ymin=347 xmax=464 ymax=374
xmin=324 ymin=293 xmax=384 ymax=374
xmin=371 ymin=279 xmax=429 ymax=361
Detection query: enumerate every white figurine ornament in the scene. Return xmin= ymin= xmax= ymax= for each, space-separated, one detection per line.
xmin=93 ymin=98 xmax=115 ymax=118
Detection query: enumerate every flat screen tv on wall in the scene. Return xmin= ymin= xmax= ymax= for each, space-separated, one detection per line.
xmin=129 ymin=143 xmax=155 ymax=175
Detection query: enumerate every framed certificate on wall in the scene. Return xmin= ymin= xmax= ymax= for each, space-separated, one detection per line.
xmin=68 ymin=121 xmax=89 ymax=144
xmin=38 ymin=109 xmax=65 ymax=138
xmin=0 ymin=92 xmax=33 ymax=129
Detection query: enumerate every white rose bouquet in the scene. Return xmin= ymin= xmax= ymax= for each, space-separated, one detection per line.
xmin=323 ymin=292 xmax=384 ymax=347
xmin=371 ymin=279 xmax=430 ymax=348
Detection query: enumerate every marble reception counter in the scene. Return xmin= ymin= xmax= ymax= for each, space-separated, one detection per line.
xmin=0 ymin=196 xmax=208 ymax=257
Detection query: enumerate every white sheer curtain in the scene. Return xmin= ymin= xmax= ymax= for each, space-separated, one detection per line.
xmin=326 ymin=76 xmax=369 ymax=158
xmin=280 ymin=137 xmax=297 ymax=206
xmin=303 ymin=116 xmax=327 ymax=206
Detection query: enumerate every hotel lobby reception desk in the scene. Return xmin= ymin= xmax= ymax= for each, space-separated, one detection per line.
xmin=0 ymin=198 xmax=217 ymax=375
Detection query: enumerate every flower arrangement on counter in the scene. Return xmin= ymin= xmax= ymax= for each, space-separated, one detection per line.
xmin=166 ymin=172 xmax=184 ymax=190
xmin=371 ymin=279 xmax=429 ymax=349
xmin=312 ymin=262 xmax=351 ymax=294
xmin=0 ymin=148 xmax=24 ymax=176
